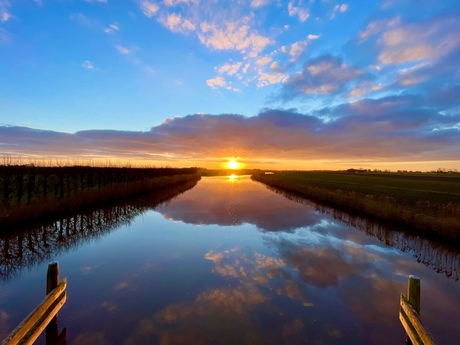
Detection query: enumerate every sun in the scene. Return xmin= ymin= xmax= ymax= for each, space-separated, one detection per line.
xmin=226 ymin=160 xmax=241 ymax=170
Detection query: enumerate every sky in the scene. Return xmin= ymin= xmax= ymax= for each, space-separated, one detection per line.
xmin=0 ymin=0 xmax=459 ymax=170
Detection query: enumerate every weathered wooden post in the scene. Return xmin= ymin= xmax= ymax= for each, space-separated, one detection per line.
xmin=1 ymin=262 xmax=67 ymax=345
xmin=399 ymin=275 xmax=436 ymax=345
xmin=406 ymin=275 xmax=420 ymax=344
xmin=46 ymin=262 xmax=59 ymax=294
xmin=46 ymin=262 xmax=60 ymax=345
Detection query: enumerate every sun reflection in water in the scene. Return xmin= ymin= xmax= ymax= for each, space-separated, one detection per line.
xmin=227 ymin=174 xmax=238 ymax=182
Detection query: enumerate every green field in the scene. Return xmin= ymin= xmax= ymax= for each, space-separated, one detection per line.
xmin=252 ymin=171 xmax=460 ymax=244
xmin=264 ymin=171 xmax=460 ymax=205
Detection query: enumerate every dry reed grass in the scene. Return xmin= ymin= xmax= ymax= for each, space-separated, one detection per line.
xmin=252 ymin=174 xmax=460 ymax=244
xmin=0 ymin=174 xmax=200 ymax=227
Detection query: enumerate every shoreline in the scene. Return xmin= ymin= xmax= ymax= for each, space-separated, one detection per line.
xmin=251 ymin=172 xmax=460 ymax=245
xmin=1 ymin=174 xmax=201 ymax=229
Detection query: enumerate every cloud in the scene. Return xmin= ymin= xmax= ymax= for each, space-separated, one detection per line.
xmin=269 ymin=61 xmax=281 ymax=71
xmin=377 ymin=16 xmax=460 ymax=65
xmin=281 ymin=55 xmax=365 ymax=98
xmin=250 ymin=0 xmax=271 ymax=8
xmin=343 ymin=9 xmax=460 ymax=112
xmin=357 ymin=17 xmax=400 ymax=42
xmin=206 ymin=75 xmax=226 ymax=89
xmin=0 ymin=0 xmax=12 ymax=22
xmin=206 ymin=71 xmax=240 ymax=92
xmin=140 ymin=1 xmax=159 ymax=18
xmin=198 ymin=19 xmax=271 ymax=58
xmin=348 ymin=82 xmax=384 ymax=98
xmin=217 ymin=62 xmax=242 ymax=76
xmin=336 ymin=4 xmax=348 ymax=13
xmin=288 ymin=1 xmax=310 ymax=22
xmin=158 ymin=13 xmax=195 ymax=33
xmin=164 ymin=0 xmax=198 ymax=6
xmin=276 ymin=243 xmax=358 ymax=288
xmin=379 ymin=37 xmax=432 ymax=65
xmin=135 ymin=0 xmax=274 ymax=75
xmin=307 ymin=34 xmax=319 ymax=40
xmin=257 ymin=71 xmax=288 ymax=87
xmin=354 ymin=13 xmax=460 ymax=71
xmin=123 ymin=246 xmax=314 ymax=344
xmin=115 ymin=45 xmax=131 ymax=54
xmin=334 ymin=8 xmax=460 ymax=129
xmin=288 ymin=40 xmax=307 ymax=62
xmin=1 ymin=11 xmax=11 ymax=22
xmin=331 ymin=3 xmax=348 ymax=19
xmin=255 ymin=56 xmax=272 ymax=67
xmin=339 ymin=4 xmax=348 ymax=12
xmin=2 ymin=95 xmax=459 ymax=165
xmin=103 ymin=23 xmax=120 ymax=33
xmin=82 ymin=60 xmax=96 ymax=69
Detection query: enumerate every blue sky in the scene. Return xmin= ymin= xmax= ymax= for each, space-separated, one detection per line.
xmin=0 ymin=0 xmax=459 ymax=170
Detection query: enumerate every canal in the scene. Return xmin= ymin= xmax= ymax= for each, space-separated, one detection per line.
xmin=1 ymin=176 xmax=459 ymax=344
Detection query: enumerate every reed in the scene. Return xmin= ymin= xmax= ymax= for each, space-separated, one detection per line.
xmin=252 ymin=172 xmax=460 ymax=244
xmin=0 ymin=173 xmax=200 ymax=227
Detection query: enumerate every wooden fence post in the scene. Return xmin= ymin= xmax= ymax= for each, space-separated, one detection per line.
xmin=47 ymin=262 xmax=59 ymax=295
xmin=46 ymin=262 xmax=60 ymax=345
xmin=406 ymin=275 xmax=420 ymax=344
xmin=407 ymin=275 xmax=421 ymax=314
xmin=399 ymin=275 xmax=436 ymax=345
xmin=2 ymin=262 xmax=67 ymax=345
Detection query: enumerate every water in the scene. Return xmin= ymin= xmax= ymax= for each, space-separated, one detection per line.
xmin=1 ymin=176 xmax=459 ymax=344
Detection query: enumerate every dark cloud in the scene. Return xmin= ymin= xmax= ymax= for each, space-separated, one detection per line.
xmin=1 ymin=94 xmax=459 ymax=164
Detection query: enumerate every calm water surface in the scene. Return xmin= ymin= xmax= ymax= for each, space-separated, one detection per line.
xmin=1 ymin=176 xmax=459 ymax=344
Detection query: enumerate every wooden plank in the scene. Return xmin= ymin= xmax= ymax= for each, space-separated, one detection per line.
xmin=400 ymin=294 xmax=437 ymax=345
xmin=1 ymin=279 xmax=66 ymax=345
xmin=20 ymin=292 xmax=67 ymax=345
xmin=399 ymin=310 xmax=423 ymax=345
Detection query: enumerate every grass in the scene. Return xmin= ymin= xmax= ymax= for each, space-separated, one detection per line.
xmin=252 ymin=171 xmax=460 ymax=244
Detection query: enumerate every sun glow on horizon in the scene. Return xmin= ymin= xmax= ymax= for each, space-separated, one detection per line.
xmin=225 ymin=159 xmax=241 ymax=170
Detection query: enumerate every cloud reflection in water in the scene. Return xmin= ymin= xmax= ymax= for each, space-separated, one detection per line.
xmin=157 ymin=176 xmax=323 ymax=231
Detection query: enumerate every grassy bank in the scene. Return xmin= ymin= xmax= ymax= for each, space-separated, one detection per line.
xmin=1 ymin=176 xmax=200 ymax=281
xmin=0 ymin=165 xmax=200 ymax=227
xmin=251 ymin=171 xmax=460 ymax=243
xmin=0 ymin=165 xmax=198 ymax=206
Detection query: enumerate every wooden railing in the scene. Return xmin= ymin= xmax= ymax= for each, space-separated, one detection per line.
xmin=0 ymin=269 xmax=441 ymax=345
xmin=399 ymin=275 xmax=437 ymax=345
xmin=1 ymin=262 xmax=67 ymax=345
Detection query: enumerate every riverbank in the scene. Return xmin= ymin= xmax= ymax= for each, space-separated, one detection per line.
xmin=252 ymin=171 xmax=460 ymax=244
xmin=1 ymin=169 xmax=200 ymax=228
